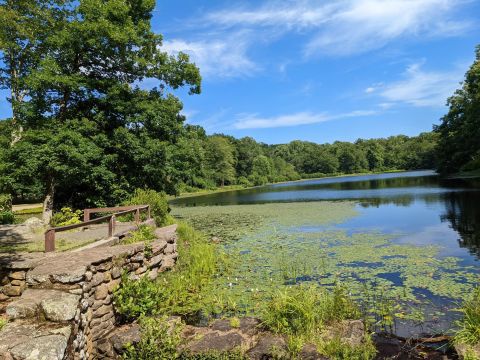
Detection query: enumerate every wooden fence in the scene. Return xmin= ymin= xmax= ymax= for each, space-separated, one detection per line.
xmin=44 ymin=205 xmax=150 ymax=252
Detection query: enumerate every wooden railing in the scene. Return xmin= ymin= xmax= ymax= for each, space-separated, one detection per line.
xmin=44 ymin=205 xmax=150 ymax=252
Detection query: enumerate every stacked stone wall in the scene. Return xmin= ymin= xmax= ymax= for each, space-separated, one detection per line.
xmin=0 ymin=223 xmax=178 ymax=360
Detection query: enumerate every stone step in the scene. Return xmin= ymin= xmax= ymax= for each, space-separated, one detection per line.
xmin=0 ymin=321 xmax=71 ymax=360
xmin=6 ymin=288 xmax=80 ymax=322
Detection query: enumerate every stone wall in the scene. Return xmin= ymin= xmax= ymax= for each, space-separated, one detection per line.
xmin=0 ymin=223 xmax=178 ymax=360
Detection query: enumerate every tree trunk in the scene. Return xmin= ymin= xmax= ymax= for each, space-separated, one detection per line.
xmin=42 ymin=178 xmax=54 ymax=224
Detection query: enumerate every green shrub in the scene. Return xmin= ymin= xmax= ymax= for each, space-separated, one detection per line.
xmin=122 ymin=225 xmax=156 ymax=245
xmin=179 ymin=350 xmax=247 ymax=360
xmin=455 ymin=287 xmax=480 ymax=346
xmin=50 ymin=207 xmax=82 ymax=227
xmin=114 ymin=273 xmax=163 ymax=321
xmin=113 ymin=222 xmax=218 ymax=320
xmin=0 ymin=211 xmax=15 ymax=225
xmin=0 ymin=194 xmax=12 ymax=212
xmin=122 ymin=316 xmax=182 ymax=360
xmin=125 ymin=189 xmax=169 ymax=226
xmin=317 ymin=336 xmax=377 ymax=360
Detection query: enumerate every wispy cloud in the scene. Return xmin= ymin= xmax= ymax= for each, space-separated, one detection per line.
xmin=202 ymin=0 xmax=471 ymax=57
xmin=162 ymin=33 xmax=258 ymax=78
xmin=378 ymin=63 xmax=464 ymax=107
xmin=233 ymin=110 xmax=377 ymax=129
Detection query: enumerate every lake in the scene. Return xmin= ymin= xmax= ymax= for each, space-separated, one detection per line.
xmin=171 ymin=170 xmax=480 ymax=337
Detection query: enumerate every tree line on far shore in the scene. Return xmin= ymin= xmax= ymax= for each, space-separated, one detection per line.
xmin=0 ymin=1 xmax=478 ymax=214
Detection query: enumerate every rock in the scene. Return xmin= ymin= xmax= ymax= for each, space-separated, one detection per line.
xmin=300 ymin=344 xmax=329 ymax=360
xmin=6 ymin=298 xmax=38 ymax=319
xmin=247 ymin=333 xmax=287 ymax=359
xmin=24 ymin=217 xmax=44 ymax=232
xmin=9 ymin=334 xmax=67 ymax=360
xmin=8 ymin=271 xmax=26 ymax=280
xmin=324 ymin=320 xmax=365 ymax=347
xmin=185 ymin=332 xmax=245 ymax=354
xmin=165 ymin=243 xmax=175 ymax=255
xmin=159 ymin=256 xmax=176 ymax=272
xmin=10 ymin=280 xmax=24 ymax=286
xmin=93 ymin=304 xmax=112 ymax=318
xmin=108 ymin=323 xmax=141 ymax=354
xmin=40 ymin=292 xmax=80 ymax=322
xmin=455 ymin=342 xmax=480 ymax=359
xmin=94 ymin=284 xmax=109 ymax=300
xmin=2 ymin=284 xmax=24 ymax=297
xmin=211 ymin=236 xmax=221 ymax=244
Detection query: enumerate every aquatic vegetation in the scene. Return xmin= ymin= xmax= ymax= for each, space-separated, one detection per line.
xmin=172 ymin=201 xmax=479 ymax=335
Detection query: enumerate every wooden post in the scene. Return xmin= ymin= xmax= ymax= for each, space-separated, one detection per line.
xmin=134 ymin=208 xmax=140 ymax=223
xmin=83 ymin=209 xmax=90 ymax=222
xmin=108 ymin=215 xmax=116 ymax=237
xmin=45 ymin=229 xmax=55 ymax=252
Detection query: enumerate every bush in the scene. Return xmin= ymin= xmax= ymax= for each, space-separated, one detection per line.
xmin=0 ymin=211 xmax=15 ymax=225
xmin=0 ymin=194 xmax=12 ymax=212
xmin=122 ymin=225 xmax=156 ymax=245
xmin=122 ymin=316 xmax=182 ymax=360
xmin=114 ymin=273 xmax=163 ymax=321
xmin=50 ymin=207 xmax=82 ymax=227
xmin=125 ymin=189 xmax=169 ymax=226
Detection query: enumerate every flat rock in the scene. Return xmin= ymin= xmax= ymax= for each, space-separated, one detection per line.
xmin=246 ymin=333 xmax=287 ymax=359
xmin=9 ymin=334 xmax=68 ymax=360
xmin=0 ymin=322 xmax=70 ymax=358
xmin=6 ymin=289 xmax=59 ymax=319
xmin=185 ymin=332 xmax=245 ymax=354
xmin=40 ymin=291 xmax=80 ymax=322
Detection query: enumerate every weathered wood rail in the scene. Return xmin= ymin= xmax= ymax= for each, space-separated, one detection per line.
xmin=44 ymin=205 xmax=150 ymax=252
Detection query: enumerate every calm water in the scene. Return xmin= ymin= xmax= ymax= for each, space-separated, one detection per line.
xmin=172 ymin=170 xmax=480 ymax=336
xmin=172 ymin=170 xmax=480 ymax=264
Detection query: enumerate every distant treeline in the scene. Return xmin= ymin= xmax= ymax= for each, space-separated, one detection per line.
xmin=171 ymin=128 xmax=439 ymax=191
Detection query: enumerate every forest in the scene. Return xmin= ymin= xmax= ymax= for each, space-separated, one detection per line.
xmin=0 ymin=0 xmax=478 ymax=212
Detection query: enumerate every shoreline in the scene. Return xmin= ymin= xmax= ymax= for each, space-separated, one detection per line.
xmin=168 ymin=169 xmax=421 ymax=201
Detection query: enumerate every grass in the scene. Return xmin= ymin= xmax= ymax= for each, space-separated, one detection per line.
xmin=121 ymin=225 xmax=156 ymax=245
xmin=261 ymin=284 xmax=376 ymax=359
xmin=454 ymin=287 xmax=480 ymax=346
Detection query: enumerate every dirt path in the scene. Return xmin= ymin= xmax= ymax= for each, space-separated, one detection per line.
xmin=0 ymin=222 xmax=136 ymax=253
xmin=12 ymin=203 xmax=43 ymax=212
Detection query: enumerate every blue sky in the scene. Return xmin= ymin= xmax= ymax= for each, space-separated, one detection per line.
xmin=1 ymin=0 xmax=479 ymax=144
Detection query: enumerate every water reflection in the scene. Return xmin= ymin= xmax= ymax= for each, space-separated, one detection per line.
xmin=171 ymin=170 xmax=480 ymax=262
xmin=440 ymin=190 xmax=480 ymax=259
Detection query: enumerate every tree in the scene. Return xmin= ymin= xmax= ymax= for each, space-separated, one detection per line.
xmin=436 ymin=45 xmax=480 ymax=173
xmin=205 ymin=136 xmax=236 ymax=186
xmin=0 ymin=0 xmax=201 ymax=220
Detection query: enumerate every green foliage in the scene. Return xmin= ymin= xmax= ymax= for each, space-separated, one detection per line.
xmin=0 ymin=194 xmax=12 ymax=212
xmin=262 ymin=285 xmax=359 ymax=337
xmin=317 ymin=335 xmax=377 ymax=360
xmin=122 ymin=225 xmax=156 ymax=245
xmin=122 ymin=316 xmax=182 ymax=360
xmin=455 ymin=287 xmax=480 ymax=346
xmin=436 ymin=45 xmax=480 ymax=174
xmin=125 ymin=189 xmax=169 ymax=226
xmin=50 ymin=207 xmax=82 ymax=227
xmin=114 ymin=221 xmax=218 ymax=320
xmin=0 ymin=318 xmax=7 ymax=331
xmin=114 ymin=273 xmax=164 ymax=321
xmin=0 ymin=211 xmax=15 ymax=225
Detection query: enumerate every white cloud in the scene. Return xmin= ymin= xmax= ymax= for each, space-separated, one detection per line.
xmin=202 ymin=0 xmax=470 ymax=57
xmin=365 ymin=87 xmax=376 ymax=94
xmin=233 ymin=110 xmax=377 ymax=129
xmin=162 ymin=33 xmax=258 ymax=78
xmin=379 ymin=63 xmax=464 ymax=107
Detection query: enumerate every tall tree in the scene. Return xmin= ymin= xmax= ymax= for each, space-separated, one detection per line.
xmin=436 ymin=45 xmax=480 ymax=173
xmin=205 ymin=136 xmax=236 ymax=187
xmin=0 ymin=0 xmax=201 ymax=220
